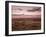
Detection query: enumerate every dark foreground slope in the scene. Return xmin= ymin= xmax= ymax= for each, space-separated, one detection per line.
xmin=12 ymin=18 xmax=41 ymax=31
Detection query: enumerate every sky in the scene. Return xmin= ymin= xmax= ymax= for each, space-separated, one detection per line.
xmin=12 ymin=5 xmax=41 ymax=18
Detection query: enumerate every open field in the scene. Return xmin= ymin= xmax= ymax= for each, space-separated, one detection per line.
xmin=12 ymin=18 xmax=41 ymax=31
